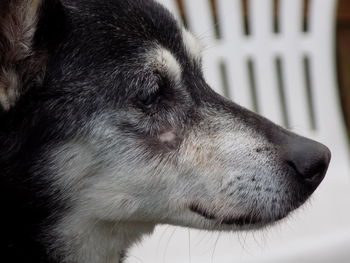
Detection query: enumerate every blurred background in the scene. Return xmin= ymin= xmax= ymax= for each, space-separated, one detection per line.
xmin=338 ymin=0 xmax=350 ymax=133
xmin=172 ymin=0 xmax=350 ymax=127
xmin=129 ymin=0 xmax=350 ymax=262
xmin=175 ymin=0 xmax=350 ymax=133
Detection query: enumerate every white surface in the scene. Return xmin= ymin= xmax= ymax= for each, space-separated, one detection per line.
xmin=128 ymin=0 xmax=350 ymax=262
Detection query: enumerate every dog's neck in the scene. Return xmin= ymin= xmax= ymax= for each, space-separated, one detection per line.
xmin=54 ymin=218 xmax=155 ymax=263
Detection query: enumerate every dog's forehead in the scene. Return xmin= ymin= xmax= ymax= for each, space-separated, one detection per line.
xmin=69 ymin=0 xmax=201 ymax=62
xmin=102 ymin=0 xmax=181 ymax=42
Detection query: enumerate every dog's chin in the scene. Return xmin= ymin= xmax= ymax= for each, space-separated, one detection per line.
xmin=188 ymin=203 xmax=290 ymax=230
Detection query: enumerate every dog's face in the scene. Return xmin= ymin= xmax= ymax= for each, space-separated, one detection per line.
xmin=0 ymin=0 xmax=330 ymax=234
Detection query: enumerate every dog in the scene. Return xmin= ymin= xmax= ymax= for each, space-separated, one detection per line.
xmin=0 ymin=0 xmax=331 ymax=262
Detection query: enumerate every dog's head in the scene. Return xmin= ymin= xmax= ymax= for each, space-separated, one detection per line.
xmin=0 ymin=0 xmax=330 ymax=231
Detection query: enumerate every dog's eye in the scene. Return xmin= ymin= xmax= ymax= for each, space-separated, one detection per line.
xmin=139 ymin=89 xmax=161 ymax=106
xmin=138 ymin=72 xmax=166 ymax=106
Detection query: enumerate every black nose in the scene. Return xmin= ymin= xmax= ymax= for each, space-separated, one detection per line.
xmin=285 ymin=138 xmax=331 ymax=189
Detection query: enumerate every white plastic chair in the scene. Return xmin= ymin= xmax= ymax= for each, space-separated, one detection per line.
xmin=128 ymin=1 xmax=350 ymax=262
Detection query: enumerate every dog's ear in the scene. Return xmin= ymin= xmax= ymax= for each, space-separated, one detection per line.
xmin=0 ymin=0 xmax=43 ymax=111
xmin=0 ymin=0 xmax=65 ymax=111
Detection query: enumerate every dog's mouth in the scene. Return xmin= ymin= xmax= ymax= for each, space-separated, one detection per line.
xmin=189 ymin=203 xmax=285 ymax=226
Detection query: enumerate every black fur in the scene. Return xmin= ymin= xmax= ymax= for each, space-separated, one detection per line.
xmin=0 ymin=0 xmax=330 ymax=262
xmin=0 ymin=1 xmax=197 ymax=261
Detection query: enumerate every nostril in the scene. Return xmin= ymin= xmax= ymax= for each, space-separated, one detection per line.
xmin=286 ymin=160 xmax=299 ymax=176
xmin=304 ymin=172 xmax=324 ymax=185
xmin=285 ymin=140 xmax=331 ymax=188
xmin=286 ymin=158 xmax=327 ymax=187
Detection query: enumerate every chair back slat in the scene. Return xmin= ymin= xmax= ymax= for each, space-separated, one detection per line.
xmin=250 ymin=0 xmax=273 ymax=37
xmin=216 ymin=0 xmax=254 ymax=108
xmin=278 ymin=0 xmax=310 ymax=131
xmin=280 ymin=0 xmax=304 ymax=35
xmin=217 ymin=0 xmax=244 ymax=41
xmin=183 ymin=0 xmax=215 ymax=40
xmin=160 ymin=0 xmax=180 ymax=20
xmin=227 ymin=0 xmax=280 ymax=123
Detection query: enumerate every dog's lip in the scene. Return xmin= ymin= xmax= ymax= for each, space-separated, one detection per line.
xmin=189 ymin=203 xmax=261 ymax=226
xmin=189 ymin=203 xmax=285 ymax=226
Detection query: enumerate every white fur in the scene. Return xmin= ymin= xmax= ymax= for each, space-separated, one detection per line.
xmin=148 ymin=47 xmax=182 ymax=81
xmin=0 ymin=88 xmax=10 ymax=111
xmin=47 ymin=119 xmax=173 ymax=262
xmin=182 ymin=28 xmax=203 ymax=61
xmin=159 ymin=131 xmax=176 ymax=143
xmin=0 ymin=69 xmax=20 ymax=110
xmin=52 ymin=217 xmax=154 ymax=263
xmin=46 ymin=109 xmax=291 ymax=262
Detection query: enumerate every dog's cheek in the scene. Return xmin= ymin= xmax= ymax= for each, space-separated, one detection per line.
xmin=132 ymin=129 xmax=185 ymax=157
xmin=177 ymin=132 xmax=228 ymax=192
